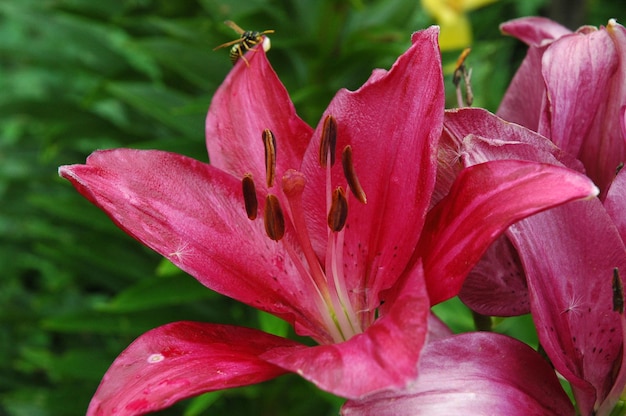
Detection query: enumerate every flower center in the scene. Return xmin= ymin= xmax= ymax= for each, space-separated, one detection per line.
xmin=241 ymin=115 xmax=367 ymax=343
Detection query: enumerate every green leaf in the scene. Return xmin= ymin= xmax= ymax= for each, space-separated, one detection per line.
xmin=431 ymin=296 xmax=475 ymax=333
xmin=97 ymin=274 xmax=217 ymax=313
xmin=183 ymin=391 xmax=224 ymax=416
xmin=106 ymin=81 xmax=202 ymax=138
xmin=257 ymin=310 xmax=289 ymax=337
xmin=138 ymin=37 xmax=224 ymax=90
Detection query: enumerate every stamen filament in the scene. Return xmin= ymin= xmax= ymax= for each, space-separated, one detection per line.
xmin=328 ymin=224 xmax=362 ymax=336
xmin=280 ymin=238 xmax=345 ymax=343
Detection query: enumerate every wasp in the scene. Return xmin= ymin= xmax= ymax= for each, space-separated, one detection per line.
xmin=213 ymin=20 xmax=274 ymax=66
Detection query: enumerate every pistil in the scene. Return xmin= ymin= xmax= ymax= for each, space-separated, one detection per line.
xmin=281 ymin=170 xmax=330 ymax=293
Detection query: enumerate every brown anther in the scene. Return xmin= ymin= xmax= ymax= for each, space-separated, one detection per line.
xmin=328 ymin=187 xmax=348 ymax=232
xmin=242 ymin=174 xmax=258 ymax=220
xmin=453 ymin=48 xmax=473 ymax=107
xmin=262 ymin=129 xmax=277 ymax=187
xmin=264 ymin=194 xmax=285 ymax=241
xmin=613 ymin=268 xmax=624 ymax=314
xmin=319 ymin=115 xmax=337 ymax=167
xmin=453 ymin=48 xmax=471 ymax=84
xmin=342 ymin=145 xmax=367 ymax=204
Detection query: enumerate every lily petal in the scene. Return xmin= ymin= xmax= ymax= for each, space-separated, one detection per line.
xmin=87 ymin=322 xmax=300 ymax=416
xmin=509 ymin=201 xmax=626 ymax=415
xmin=59 ymin=149 xmax=330 ymax=341
xmin=205 ymin=47 xmax=313 ymax=191
xmin=444 ymin=107 xmax=583 ymax=172
xmin=496 ymin=17 xmax=572 ymax=138
xmin=419 ymin=158 xmax=597 ymax=305
xmin=262 ymin=261 xmax=430 ymax=399
xmin=341 ymin=332 xmax=574 ymax=416
xmin=459 ymin=235 xmax=529 ymax=316
xmin=605 ymin=168 xmax=626 ymax=243
xmin=500 ymin=17 xmax=572 ymax=48
xmin=497 ymin=45 xmax=547 ymax=132
xmin=300 ymin=27 xmax=444 ymax=307
xmin=539 ymin=24 xmax=625 ymax=195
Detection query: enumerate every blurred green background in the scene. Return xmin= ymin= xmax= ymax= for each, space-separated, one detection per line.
xmin=1 ymin=0 xmax=623 ymax=415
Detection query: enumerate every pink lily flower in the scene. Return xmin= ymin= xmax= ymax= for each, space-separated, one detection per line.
xmin=497 ymin=17 xmax=626 ymax=198
xmin=454 ymin=17 xmax=626 ymax=413
xmin=59 ymin=27 xmax=598 ymax=415
xmin=442 ymin=108 xmax=626 ymax=415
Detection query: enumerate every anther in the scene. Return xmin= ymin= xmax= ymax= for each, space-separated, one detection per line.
xmin=262 ymin=129 xmax=277 ymax=187
xmin=342 ymin=145 xmax=367 ymax=204
xmin=328 ymin=187 xmax=348 ymax=232
xmin=453 ymin=48 xmax=471 ymax=86
xmin=613 ymin=268 xmax=623 ymax=314
xmin=242 ymin=174 xmax=258 ymax=220
xmin=264 ymin=194 xmax=285 ymax=241
xmin=453 ymin=48 xmax=473 ymax=107
xmin=319 ymin=115 xmax=337 ymax=167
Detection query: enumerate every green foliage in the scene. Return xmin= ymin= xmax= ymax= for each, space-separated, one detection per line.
xmin=1 ymin=0 xmax=622 ymax=415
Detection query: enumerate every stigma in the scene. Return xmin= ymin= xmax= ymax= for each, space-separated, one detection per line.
xmin=239 ymin=115 xmax=368 ymax=342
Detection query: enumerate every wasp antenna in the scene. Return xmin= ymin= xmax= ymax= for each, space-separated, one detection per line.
xmin=224 ymin=20 xmax=245 ymax=34
xmin=213 ymin=38 xmax=243 ymax=51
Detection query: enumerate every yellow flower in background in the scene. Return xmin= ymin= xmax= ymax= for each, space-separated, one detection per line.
xmin=422 ymin=0 xmax=497 ymax=51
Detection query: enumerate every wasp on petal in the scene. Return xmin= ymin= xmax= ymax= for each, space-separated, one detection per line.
xmin=213 ymin=20 xmax=274 ymax=66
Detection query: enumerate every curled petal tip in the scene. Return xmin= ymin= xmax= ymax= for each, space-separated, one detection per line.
xmin=58 ymin=165 xmax=72 ymax=178
xmin=590 ymin=184 xmax=601 ymax=198
xmin=581 ymin=182 xmax=601 ymax=200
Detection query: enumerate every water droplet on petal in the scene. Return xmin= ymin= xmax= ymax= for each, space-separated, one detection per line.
xmin=147 ymin=353 xmax=164 ymax=363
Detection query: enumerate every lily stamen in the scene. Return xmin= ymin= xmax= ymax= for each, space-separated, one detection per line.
xmin=263 ymin=194 xmax=285 ymax=241
xmin=342 ymin=145 xmax=367 ymax=204
xmin=262 ymin=129 xmax=277 ymax=187
xmin=242 ymin=173 xmax=258 ymax=220
xmin=319 ymin=115 xmax=337 ymax=168
xmin=327 ymin=187 xmax=348 ymax=232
